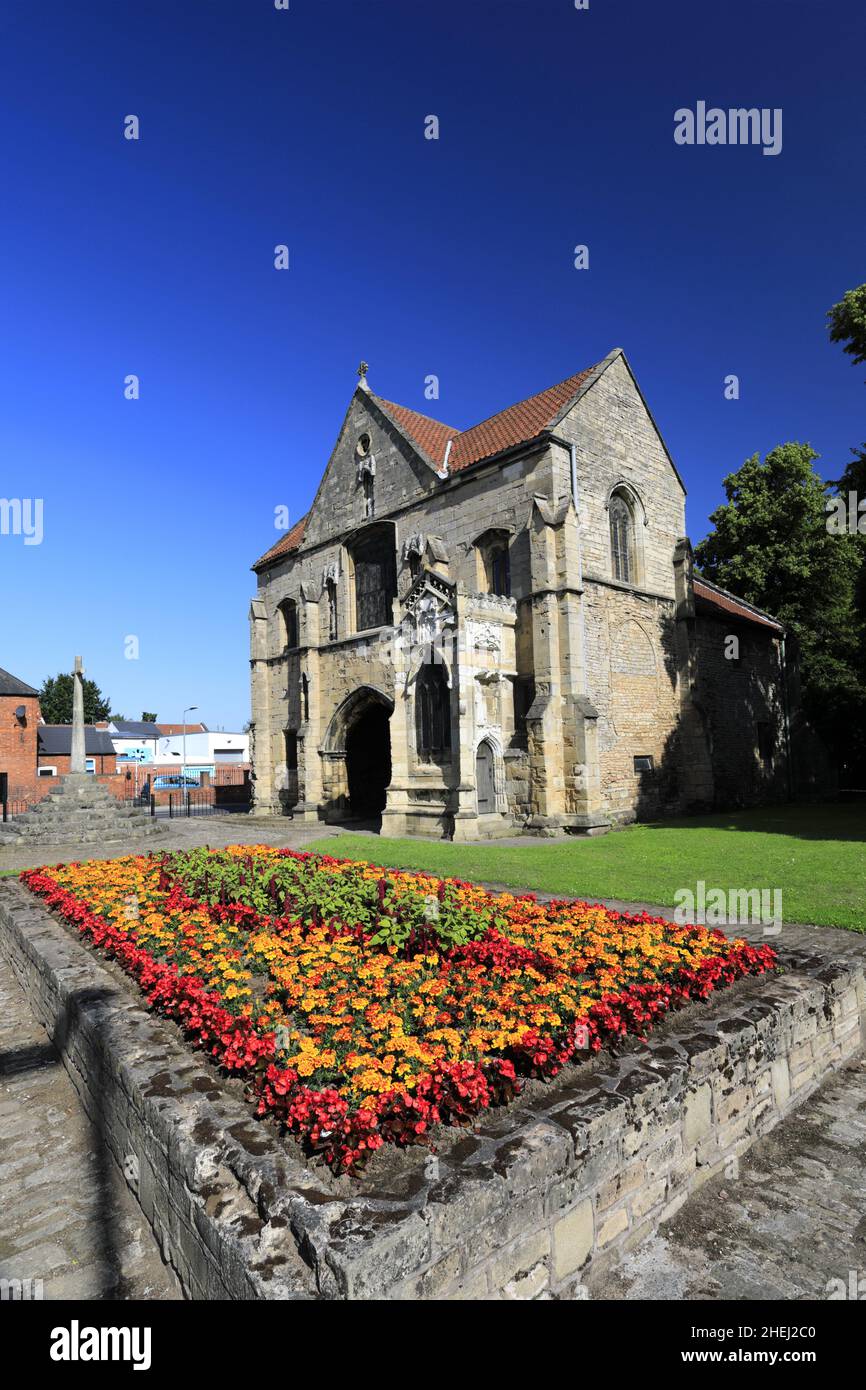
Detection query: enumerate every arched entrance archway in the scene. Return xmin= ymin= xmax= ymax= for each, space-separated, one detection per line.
xmin=321 ymin=686 xmax=393 ymax=823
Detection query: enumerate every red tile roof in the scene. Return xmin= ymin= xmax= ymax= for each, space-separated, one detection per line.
xmin=252 ymin=359 xmax=605 ymax=569
xmin=373 ymin=400 xmax=458 ymax=469
xmin=253 ymin=513 xmax=308 ymax=570
xmin=373 ymin=362 xmax=600 ymax=473
xmin=693 ymin=578 xmax=783 ymax=632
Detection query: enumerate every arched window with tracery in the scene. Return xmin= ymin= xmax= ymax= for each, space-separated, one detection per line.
xmin=609 ymin=493 xmax=634 ymax=583
xmin=415 ymin=659 xmax=451 ymax=762
xmin=278 ymin=597 xmax=299 ymax=649
xmin=350 ymin=523 xmax=397 ymax=631
xmin=475 ymin=528 xmax=511 ymax=597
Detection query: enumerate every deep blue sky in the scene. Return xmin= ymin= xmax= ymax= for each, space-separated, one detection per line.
xmin=1 ymin=0 xmax=863 ymax=728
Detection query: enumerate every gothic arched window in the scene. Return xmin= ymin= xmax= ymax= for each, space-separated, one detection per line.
xmin=609 ymin=494 xmax=633 ymax=583
xmin=416 ymin=660 xmax=451 ymax=762
xmin=278 ymin=598 xmax=299 ymax=649
xmin=475 ymin=529 xmax=511 ymax=597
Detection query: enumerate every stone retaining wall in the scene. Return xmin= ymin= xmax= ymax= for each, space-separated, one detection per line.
xmin=2 ymin=879 xmax=863 ymax=1300
xmin=0 ymin=882 xmax=318 ymax=1301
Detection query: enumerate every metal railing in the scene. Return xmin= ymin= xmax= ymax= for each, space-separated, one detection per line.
xmin=165 ymin=789 xmax=250 ymax=818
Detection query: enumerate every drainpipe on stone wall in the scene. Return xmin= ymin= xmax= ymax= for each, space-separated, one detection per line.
xmin=437 ymin=439 xmax=453 ymax=479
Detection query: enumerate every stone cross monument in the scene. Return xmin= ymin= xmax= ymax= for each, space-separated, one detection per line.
xmin=0 ymin=652 xmax=163 ymax=846
xmin=70 ymin=655 xmax=86 ymax=774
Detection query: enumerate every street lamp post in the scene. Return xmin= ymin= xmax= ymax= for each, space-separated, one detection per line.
xmin=182 ymin=706 xmax=198 ymax=800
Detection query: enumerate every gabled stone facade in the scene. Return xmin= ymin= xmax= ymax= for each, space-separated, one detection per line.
xmin=249 ymin=350 xmax=789 ymax=837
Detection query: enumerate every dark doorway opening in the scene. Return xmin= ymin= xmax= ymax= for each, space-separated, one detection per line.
xmin=346 ymin=703 xmax=392 ymax=819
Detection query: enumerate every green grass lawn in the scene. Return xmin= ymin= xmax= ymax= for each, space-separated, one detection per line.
xmin=308 ymin=802 xmax=866 ymax=931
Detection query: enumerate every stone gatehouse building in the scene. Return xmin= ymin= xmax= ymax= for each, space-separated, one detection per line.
xmin=249 ymin=349 xmax=789 ymax=838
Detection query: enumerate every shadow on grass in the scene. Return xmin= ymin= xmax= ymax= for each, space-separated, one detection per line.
xmin=637 ymin=801 xmax=866 ymax=843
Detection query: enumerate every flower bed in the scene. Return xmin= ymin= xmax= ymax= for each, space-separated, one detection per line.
xmin=20 ymin=847 xmax=777 ymax=1172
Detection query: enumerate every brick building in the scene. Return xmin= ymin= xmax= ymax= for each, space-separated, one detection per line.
xmin=249 ymin=351 xmax=791 ymax=838
xmin=36 ymin=726 xmax=118 ymax=781
xmin=1 ymin=668 xmax=122 ymax=803
xmin=0 ymin=667 xmax=42 ymax=802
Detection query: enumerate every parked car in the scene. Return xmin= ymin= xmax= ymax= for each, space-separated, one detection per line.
xmin=152 ymin=774 xmax=199 ymax=790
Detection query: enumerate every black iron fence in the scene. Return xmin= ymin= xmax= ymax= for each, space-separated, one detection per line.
xmin=162 ymin=789 xmax=250 ymax=818
xmin=1 ymin=789 xmax=250 ymax=823
xmin=122 ymin=767 xmax=251 ymax=810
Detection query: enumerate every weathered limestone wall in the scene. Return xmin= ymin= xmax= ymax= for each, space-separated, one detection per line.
xmin=696 ymin=617 xmax=788 ymax=806
xmin=583 ymin=582 xmax=682 ymax=822
xmin=250 ymin=356 xmax=795 ymax=834
xmin=552 ymin=352 xmax=686 ymax=595
xmin=252 ymin=386 xmax=556 ymax=830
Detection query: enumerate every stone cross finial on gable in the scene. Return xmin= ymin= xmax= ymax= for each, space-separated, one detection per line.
xmin=357 ymin=360 xmax=369 ymax=387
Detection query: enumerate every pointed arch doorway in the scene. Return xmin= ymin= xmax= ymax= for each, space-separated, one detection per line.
xmin=322 ymin=685 xmax=393 ymax=824
xmin=475 ymin=739 xmax=496 ymax=814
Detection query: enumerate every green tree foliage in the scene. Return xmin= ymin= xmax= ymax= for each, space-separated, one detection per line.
xmin=832 ymin=446 xmax=866 ymax=629
xmin=827 ymin=283 xmax=866 ymax=374
xmin=827 ymin=283 xmax=866 ymax=777
xmin=695 ymin=443 xmax=863 ymax=759
xmin=38 ymin=673 xmax=111 ymax=724
xmin=141 ymin=711 xmax=157 ymax=722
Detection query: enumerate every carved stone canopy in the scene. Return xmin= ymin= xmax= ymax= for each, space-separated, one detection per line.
xmin=400 ymin=571 xmax=456 ymax=689
xmin=404 ymin=568 xmax=455 ymax=620
xmin=322 ymin=562 xmax=340 ymax=589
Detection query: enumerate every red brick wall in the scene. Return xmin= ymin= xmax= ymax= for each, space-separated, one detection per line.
xmin=12 ymin=771 xmax=129 ymax=808
xmin=38 ymin=752 xmax=118 ymax=778
xmin=0 ymin=695 xmax=41 ymax=800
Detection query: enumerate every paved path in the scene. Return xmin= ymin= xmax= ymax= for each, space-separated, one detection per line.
xmin=597 ymin=1055 xmax=866 ymax=1301
xmin=0 ymin=950 xmax=182 ymax=1301
xmin=0 ymin=813 xmax=340 ymax=874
